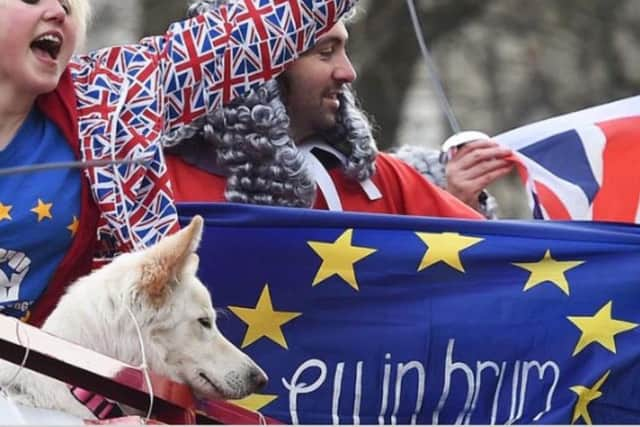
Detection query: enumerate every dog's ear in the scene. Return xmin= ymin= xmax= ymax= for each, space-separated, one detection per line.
xmin=139 ymin=215 xmax=204 ymax=306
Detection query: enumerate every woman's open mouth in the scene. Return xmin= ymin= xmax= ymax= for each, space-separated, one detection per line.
xmin=31 ymin=33 xmax=63 ymax=62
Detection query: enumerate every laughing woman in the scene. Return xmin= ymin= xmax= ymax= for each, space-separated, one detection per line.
xmin=0 ymin=0 xmax=356 ymax=325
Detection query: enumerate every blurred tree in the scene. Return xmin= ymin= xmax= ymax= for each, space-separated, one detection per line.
xmin=84 ymin=2 xmax=140 ymax=51
xmin=141 ymin=0 xmax=185 ymax=36
xmin=431 ymin=0 xmax=640 ymax=217
xmin=348 ymin=0 xmax=489 ymax=149
xmin=438 ymin=0 xmax=640 ymax=134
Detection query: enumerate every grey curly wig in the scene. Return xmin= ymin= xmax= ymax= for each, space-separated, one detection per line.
xmin=166 ymin=0 xmax=378 ymax=208
xmin=186 ymin=0 xmax=227 ymax=15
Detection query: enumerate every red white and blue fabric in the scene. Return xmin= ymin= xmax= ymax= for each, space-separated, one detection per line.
xmin=494 ymin=96 xmax=640 ymax=223
xmin=65 ymin=0 xmax=354 ymax=263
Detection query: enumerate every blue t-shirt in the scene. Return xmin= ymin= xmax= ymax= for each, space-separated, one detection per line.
xmin=0 ymin=108 xmax=81 ymax=320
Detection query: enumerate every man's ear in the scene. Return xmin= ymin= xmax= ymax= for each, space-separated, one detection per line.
xmin=138 ymin=215 xmax=204 ymax=306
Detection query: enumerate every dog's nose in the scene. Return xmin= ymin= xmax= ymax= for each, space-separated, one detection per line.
xmin=250 ymin=367 xmax=268 ymax=391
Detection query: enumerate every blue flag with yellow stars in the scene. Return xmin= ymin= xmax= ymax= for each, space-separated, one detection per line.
xmin=178 ymin=203 xmax=640 ymax=425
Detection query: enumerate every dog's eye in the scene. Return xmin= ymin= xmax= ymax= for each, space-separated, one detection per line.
xmin=198 ymin=317 xmax=212 ymax=329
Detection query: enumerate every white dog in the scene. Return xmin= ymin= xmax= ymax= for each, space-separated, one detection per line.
xmin=0 ymin=215 xmax=267 ymax=419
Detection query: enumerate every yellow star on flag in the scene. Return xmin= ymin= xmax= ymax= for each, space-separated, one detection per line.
xmin=307 ymin=229 xmax=376 ymax=291
xmin=570 ymin=370 xmax=610 ymax=425
xmin=415 ymin=232 xmax=483 ymax=272
xmin=67 ymin=216 xmax=79 ymax=237
xmin=31 ymin=198 xmax=53 ymax=222
xmin=0 ymin=202 xmax=12 ymax=221
xmin=568 ymin=301 xmax=638 ymax=356
xmin=232 ymin=393 xmax=278 ymax=412
xmin=229 ymin=284 xmax=302 ymax=349
xmin=512 ymin=249 xmax=584 ymax=295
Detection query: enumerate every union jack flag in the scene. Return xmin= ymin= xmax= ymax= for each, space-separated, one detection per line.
xmin=494 ymin=96 xmax=640 ymax=223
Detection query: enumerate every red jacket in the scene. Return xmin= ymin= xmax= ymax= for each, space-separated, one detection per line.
xmin=30 ymin=74 xmax=99 ymax=326
xmin=166 ymin=153 xmax=484 ymax=219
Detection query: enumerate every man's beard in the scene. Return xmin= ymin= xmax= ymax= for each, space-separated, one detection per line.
xmin=310 ymin=104 xmax=339 ymax=133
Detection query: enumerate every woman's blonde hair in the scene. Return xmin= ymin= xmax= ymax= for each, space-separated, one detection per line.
xmin=68 ymin=0 xmax=92 ymax=49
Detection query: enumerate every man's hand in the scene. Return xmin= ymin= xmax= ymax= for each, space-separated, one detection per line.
xmin=445 ymin=140 xmax=513 ymax=211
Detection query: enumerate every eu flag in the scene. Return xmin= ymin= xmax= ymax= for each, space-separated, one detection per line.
xmin=178 ymin=203 xmax=640 ymax=424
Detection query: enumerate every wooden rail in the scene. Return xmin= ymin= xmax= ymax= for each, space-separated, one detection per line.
xmin=0 ymin=314 xmax=280 ymax=424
